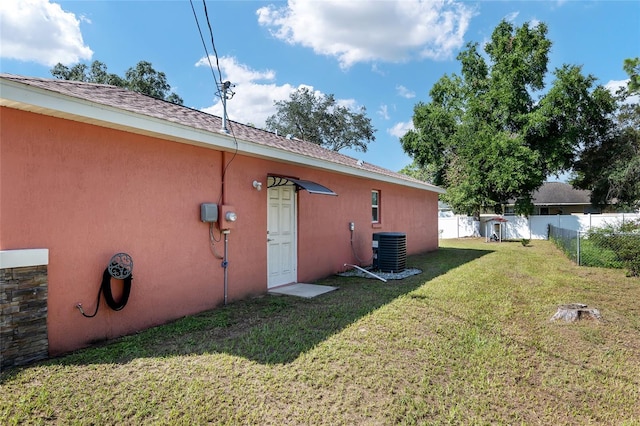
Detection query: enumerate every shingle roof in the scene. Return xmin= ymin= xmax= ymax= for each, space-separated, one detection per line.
xmin=0 ymin=73 xmax=444 ymax=194
xmin=531 ymin=182 xmax=591 ymax=205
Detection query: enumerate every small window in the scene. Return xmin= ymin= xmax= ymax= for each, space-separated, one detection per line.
xmin=372 ymin=190 xmax=380 ymax=223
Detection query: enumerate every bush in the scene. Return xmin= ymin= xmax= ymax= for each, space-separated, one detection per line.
xmin=586 ymin=219 xmax=640 ymax=277
xmin=579 ymin=239 xmax=623 ymax=269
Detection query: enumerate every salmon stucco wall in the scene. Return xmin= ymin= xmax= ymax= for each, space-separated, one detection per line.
xmin=2 ymin=108 xmax=251 ymax=355
xmin=294 ymin=175 xmax=440 ymax=282
xmin=1 ymin=107 xmax=439 ymax=356
xmin=225 ymin=158 xmax=439 ymax=283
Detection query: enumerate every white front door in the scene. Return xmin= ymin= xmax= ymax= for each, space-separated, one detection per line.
xmin=267 ymin=181 xmax=297 ymax=288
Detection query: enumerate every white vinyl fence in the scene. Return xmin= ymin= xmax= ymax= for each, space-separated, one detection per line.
xmin=439 ymin=213 xmax=640 ymax=240
xmin=438 ymin=216 xmax=480 ymax=238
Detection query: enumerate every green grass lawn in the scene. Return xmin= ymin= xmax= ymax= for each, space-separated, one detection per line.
xmin=2 ymin=239 xmax=639 ymax=425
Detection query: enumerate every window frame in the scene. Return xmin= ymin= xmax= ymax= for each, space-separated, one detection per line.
xmin=371 ymin=189 xmax=380 ymax=223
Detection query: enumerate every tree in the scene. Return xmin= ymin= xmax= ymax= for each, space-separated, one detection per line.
xmin=587 ymin=219 xmax=640 ymax=277
xmin=624 ymin=57 xmax=640 ymax=92
xmin=400 ymin=20 xmax=616 ymax=217
xmin=265 ymin=87 xmax=375 ymax=152
xmin=51 ymin=60 xmax=124 ymax=86
xmin=123 ymin=61 xmax=183 ymax=104
xmin=398 ymin=160 xmax=439 ymax=183
xmin=572 ymin=57 xmax=640 ymax=211
xmin=51 ymin=60 xmax=183 ymax=105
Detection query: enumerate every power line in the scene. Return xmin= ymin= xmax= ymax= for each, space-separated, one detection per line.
xmin=188 ymin=0 xmax=222 ymax=93
xmin=189 ymin=0 xmax=235 ymax=125
xmin=189 ymin=0 xmax=239 ymax=211
xmin=201 ymin=0 xmax=225 ymax=93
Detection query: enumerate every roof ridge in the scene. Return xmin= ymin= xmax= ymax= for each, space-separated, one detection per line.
xmin=0 ymin=73 xmax=118 ymax=88
xmin=1 ymin=73 xmax=442 ymax=193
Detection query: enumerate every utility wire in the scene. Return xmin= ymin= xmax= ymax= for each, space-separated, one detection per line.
xmin=201 ymin=0 xmax=225 ymax=91
xmin=201 ymin=0 xmax=238 ymax=204
xmin=189 ymin=0 xmax=239 ymax=210
xmin=189 ymin=0 xmax=221 ymax=91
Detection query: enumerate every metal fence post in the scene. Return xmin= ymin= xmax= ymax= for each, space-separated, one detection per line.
xmin=576 ymin=230 xmax=581 ymax=266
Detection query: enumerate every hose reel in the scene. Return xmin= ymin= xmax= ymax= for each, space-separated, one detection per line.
xmin=108 ymin=253 xmax=133 ymax=280
xmin=103 ymin=253 xmax=133 ymax=311
xmin=77 ymin=253 xmax=133 ymax=318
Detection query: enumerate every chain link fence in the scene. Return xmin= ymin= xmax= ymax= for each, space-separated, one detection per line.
xmin=549 ymin=224 xmax=640 ymax=276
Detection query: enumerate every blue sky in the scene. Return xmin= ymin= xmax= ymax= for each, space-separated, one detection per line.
xmin=1 ymin=0 xmax=639 ymax=174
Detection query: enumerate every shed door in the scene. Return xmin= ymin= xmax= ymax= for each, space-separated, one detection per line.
xmin=267 ymin=182 xmax=297 ymax=288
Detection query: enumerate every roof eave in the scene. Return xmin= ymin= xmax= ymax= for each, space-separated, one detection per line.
xmin=1 ymin=78 xmax=445 ymax=194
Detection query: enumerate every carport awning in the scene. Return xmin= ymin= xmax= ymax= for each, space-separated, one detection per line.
xmin=268 ymin=175 xmax=337 ymax=196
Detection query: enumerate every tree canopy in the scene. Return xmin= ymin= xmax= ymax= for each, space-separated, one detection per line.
xmin=265 ymin=87 xmax=375 ymax=152
xmin=51 ymin=60 xmax=183 ymax=105
xmin=623 ymin=57 xmax=640 ymax=92
xmin=572 ymin=57 xmax=640 ymax=211
xmin=400 ymin=20 xmax=616 ymax=217
xmin=398 ymin=160 xmax=440 ymax=183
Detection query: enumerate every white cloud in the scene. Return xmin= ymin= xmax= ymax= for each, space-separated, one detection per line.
xmin=605 ymin=78 xmax=639 ymax=104
xmin=388 ymin=120 xmax=414 ymax=138
xmin=257 ymin=0 xmax=474 ymax=69
xmin=378 ymin=104 xmax=390 ymax=120
xmin=505 ymin=11 xmax=519 ymax=22
xmin=0 ymin=0 xmax=92 ymax=66
xmin=336 ymin=97 xmax=358 ymax=110
xmin=605 ymin=79 xmax=629 ymax=95
xmin=396 ymin=85 xmax=416 ymax=99
xmin=196 ymin=56 xmax=277 ymax=85
xmin=197 ymin=56 xmax=295 ymax=127
xmin=198 ymin=56 xmax=361 ymax=128
xmin=371 ymin=64 xmax=386 ymax=76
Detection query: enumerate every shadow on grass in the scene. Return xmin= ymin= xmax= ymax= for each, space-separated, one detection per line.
xmin=4 ymin=247 xmax=492 ymax=374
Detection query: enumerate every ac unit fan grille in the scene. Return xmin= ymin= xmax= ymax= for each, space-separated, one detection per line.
xmin=373 ymin=232 xmax=407 ymax=272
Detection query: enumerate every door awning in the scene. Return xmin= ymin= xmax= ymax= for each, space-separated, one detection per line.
xmin=268 ymin=175 xmax=337 ymax=196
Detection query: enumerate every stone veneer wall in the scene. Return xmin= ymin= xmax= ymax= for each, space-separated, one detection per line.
xmin=1 ymin=264 xmax=49 ymax=371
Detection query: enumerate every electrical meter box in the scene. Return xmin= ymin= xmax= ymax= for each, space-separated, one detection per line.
xmin=219 ymin=205 xmax=237 ymax=229
xmin=200 ymin=203 xmax=218 ymax=222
